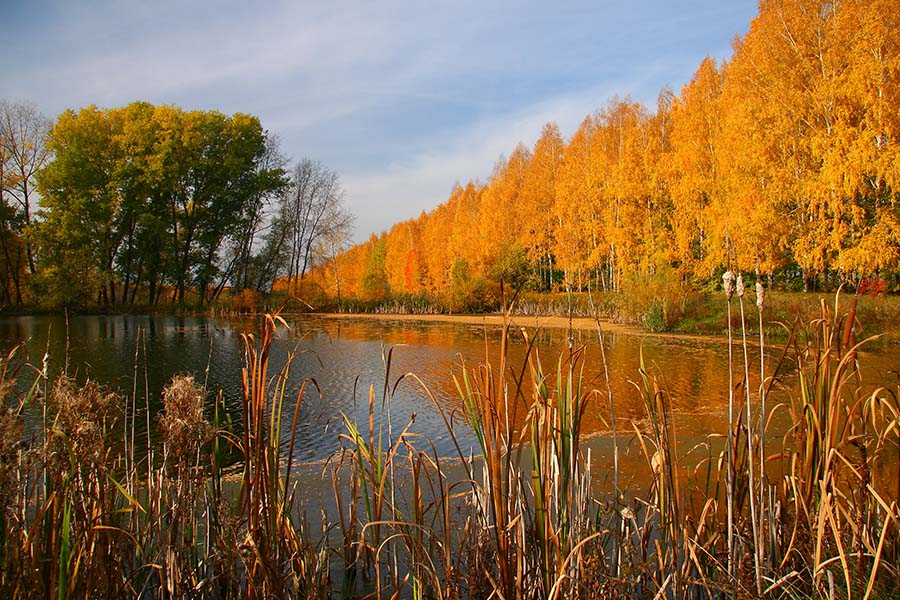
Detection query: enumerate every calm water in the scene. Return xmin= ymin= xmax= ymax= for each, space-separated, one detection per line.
xmin=1 ymin=314 xmax=897 ymax=464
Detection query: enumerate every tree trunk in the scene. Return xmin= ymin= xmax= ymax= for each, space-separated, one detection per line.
xmin=23 ymin=180 xmax=36 ymax=275
xmin=0 ymin=231 xmax=17 ymax=304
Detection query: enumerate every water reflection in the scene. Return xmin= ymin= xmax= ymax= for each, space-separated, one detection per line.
xmin=1 ymin=314 xmax=897 ymax=464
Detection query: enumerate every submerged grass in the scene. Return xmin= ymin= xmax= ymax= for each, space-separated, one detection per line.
xmin=0 ymin=289 xmax=898 ymax=598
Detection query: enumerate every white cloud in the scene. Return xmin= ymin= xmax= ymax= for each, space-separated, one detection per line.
xmin=1 ymin=0 xmax=758 ymax=246
xmin=341 ymin=82 xmax=631 ymax=241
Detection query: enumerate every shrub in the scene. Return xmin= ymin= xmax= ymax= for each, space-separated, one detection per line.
xmin=857 ymin=276 xmax=887 ymax=296
xmin=227 ymin=288 xmax=262 ymax=312
xmin=617 ymin=266 xmax=691 ymax=332
xmin=450 ymin=258 xmax=496 ymax=312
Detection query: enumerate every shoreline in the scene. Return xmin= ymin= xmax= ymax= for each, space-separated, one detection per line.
xmin=311 ymin=311 xmax=648 ymax=337
xmin=305 ymin=312 xmax=790 ymax=346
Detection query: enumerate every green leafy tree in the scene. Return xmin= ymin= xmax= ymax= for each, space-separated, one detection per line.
xmin=36 ymin=105 xmax=122 ymax=304
xmin=360 ymin=234 xmax=389 ymax=301
xmin=490 ymin=243 xmax=534 ymax=296
xmin=35 ymin=103 xmax=286 ymax=307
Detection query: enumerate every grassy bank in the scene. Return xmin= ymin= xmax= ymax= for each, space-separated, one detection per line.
xmin=276 ymin=280 xmax=900 ymax=343
xmin=509 ymin=289 xmax=900 ymax=343
xmin=1 ymin=289 xmax=899 ymax=598
xmin=8 ymin=281 xmax=900 ymax=345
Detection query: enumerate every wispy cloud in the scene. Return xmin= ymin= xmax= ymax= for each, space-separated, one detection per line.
xmin=341 ymin=82 xmax=634 ymax=240
xmin=1 ymin=0 xmax=757 ymax=242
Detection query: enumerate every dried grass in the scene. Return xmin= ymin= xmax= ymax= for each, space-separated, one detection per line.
xmin=0 ymin=293 xmax=897 ymax=599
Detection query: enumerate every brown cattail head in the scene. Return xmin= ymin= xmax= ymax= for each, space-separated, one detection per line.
xmin=736 ymin=274 xmax=745 ymax=298
xmin=723 ymin=271 xmax=735 ymax=300
xmin=756 ymin=282 xmax=765 ymax=311
xmin=46 ymin=377 xmax=120 ymax=473
xmin=160 ymin=375 xmax=211 ymax=470
xmin=0 ymin=404 xmax=24 ymax=506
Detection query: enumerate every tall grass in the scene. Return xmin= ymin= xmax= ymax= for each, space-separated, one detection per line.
xmin=0 ymin=290 xmax=898 ymax=598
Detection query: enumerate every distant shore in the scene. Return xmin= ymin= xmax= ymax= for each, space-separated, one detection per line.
xmin=313 ymin=311 xmax=645 ymax=336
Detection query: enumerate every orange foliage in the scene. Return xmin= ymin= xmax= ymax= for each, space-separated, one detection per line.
xmin=308 ymin=0 xmax=899 ymax=303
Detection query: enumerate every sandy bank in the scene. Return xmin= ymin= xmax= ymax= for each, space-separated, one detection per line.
xmin=312 ymin=311 xmax=645 ymax=336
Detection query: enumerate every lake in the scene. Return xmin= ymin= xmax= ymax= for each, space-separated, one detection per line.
xmin=2 ymin=313 xmax=897 ymax=466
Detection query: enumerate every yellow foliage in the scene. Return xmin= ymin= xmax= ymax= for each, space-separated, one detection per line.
xmin=306 ymin=0 xmax=899 ymax=301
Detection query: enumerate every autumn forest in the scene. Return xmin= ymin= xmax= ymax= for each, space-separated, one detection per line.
xmin=1 ymin=0 xmax=898 ymax=314
xmin=304 ymin=0 xmax=899 ymax=309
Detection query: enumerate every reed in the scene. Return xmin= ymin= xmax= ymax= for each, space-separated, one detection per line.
xmin=237 ymin=312 xmax=329 ymax=598
xmin=338 ymin=384 xmax=415 ymax=597
xmin=775 ymin=292 xmax=899 ymax=598
xmin=0 ymin=292 xmax=897 ymax=599
xmin=444 ymin=302 xmax=532 ymax=599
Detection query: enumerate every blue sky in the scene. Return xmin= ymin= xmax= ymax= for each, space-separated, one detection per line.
xmin=1 ymin=0 xmax=757 ymax=242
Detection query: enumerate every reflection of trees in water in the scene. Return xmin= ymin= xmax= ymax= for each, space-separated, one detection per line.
xmin=3 ymin=314 xmax=897 ymax=465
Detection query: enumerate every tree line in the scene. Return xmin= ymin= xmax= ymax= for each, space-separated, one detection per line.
xmin=304 ymin=0 xmax=898 ymax=308
xmin=0 ymin=101 xmax=352 ymax=307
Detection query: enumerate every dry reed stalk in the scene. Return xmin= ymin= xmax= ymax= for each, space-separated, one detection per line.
xmin=633 ymin=350 xmax=690 ymax=598
xmin=3 ymin=290 xmax=899 ymax=599
xmin=524 ymin=340 xmax=593 ymax=596
xmin=237 ymin=311 xmax=322 ymax=598
xmin=737 ymin=274 xmax=763 ymax=595
xmin=0 ymin=348 xmax=32 ymax=598
xmin=756 ymin=279 xmax=767 ymax=580
xmin=339 ymin=384 xmax=416 ymax=598
xmin=452 ymin=304 xmax=531 ymax=600
xmin=723 ymin=270 xmax=736 ymax=581
xmin=589 ymin=288 xmax=622 ymax=577
xmin=155 ymin=374 xmax=213 ymax=595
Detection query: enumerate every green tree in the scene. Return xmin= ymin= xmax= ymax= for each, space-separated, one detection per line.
xmin=223 ymin=135 xmax=289 ymax=296
xmin=489 ymin=243 xmax=533 ymax=296
xmin=36 ymin=105 xmax=122 ymax=304
xmin=35 ymin=103 xmax=285 ymax=307
xmin=360 ymin=234 xmax=389 ymax=301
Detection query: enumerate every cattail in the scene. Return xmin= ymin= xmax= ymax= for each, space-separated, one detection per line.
xmin=723 ymin=271 xmax=735 ymax=300
xmin=736 ymin=274 xmax=745 ymax=298
xmin=46 ymin=377 xmax=119 ymax=469
xmin=160 ymin=375 xmax=211 ymax=466
xmin=0 ymin=404 xmax=23 ymax=507
xmin=756 ymin=281 xmax=765 ymax=311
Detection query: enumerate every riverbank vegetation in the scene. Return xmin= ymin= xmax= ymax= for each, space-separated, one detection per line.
xmin=3 ymin=0 xmax=899 ymax=330
xmin=1 ymin=288 xmax=898 ymax=598
xmin=293 ymin=288 xmax=900 ymax=344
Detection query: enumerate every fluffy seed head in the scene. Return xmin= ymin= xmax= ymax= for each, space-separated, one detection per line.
xmin=0 ymin=405 xmax=24 ymax=507
xmin=756 ymin=282 xmax=765 ymax=311
xmin=46 ymin=377 xmax=120 ymax=471
xmin=723 ymin=271 xmax=735 ymax=300
xmin=159 ymin=375 xmax=211 ymax=469
xmin=736 ymin=274 xmax=745 ymax=298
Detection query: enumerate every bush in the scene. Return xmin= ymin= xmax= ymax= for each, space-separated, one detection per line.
xmin=227 ymin=288 xmax=262 ymax=312
xmin=617 ymin=266 xmax=692 ymax=332
xmin=451 ymin=258 xmax=497 ymax=312
xmin=857 ymin=276 xmax=887 ymax=296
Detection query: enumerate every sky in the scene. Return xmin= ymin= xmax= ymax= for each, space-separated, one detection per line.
xmin=1 ymin=0 xmax=758 ymax=243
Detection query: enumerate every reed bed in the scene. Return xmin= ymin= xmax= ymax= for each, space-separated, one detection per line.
xmin=0 ymin=288 xmax=898 ymax=599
